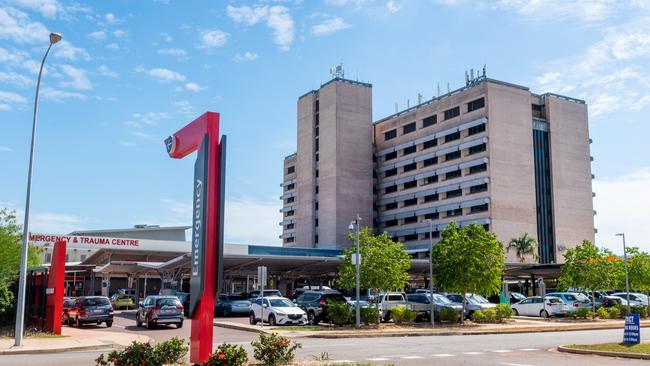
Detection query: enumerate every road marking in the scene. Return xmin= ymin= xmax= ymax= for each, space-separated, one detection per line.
xmin=367 ymin=358 xmax=390 ymax=361
xmin=330 ymin=360 xmax=355 ymax=364
xmin=518 ymin=348 xmax=539 ymax=351
xmin=114 ymin=325 xmax=125 ymax=329
xmin=401 ymin=356 xmax=424 ymax=359
xmin=463 ymin=351 xmax=484 ymax=355
xmin=432 ymin=353 xmax=455 ymax=357
xmin=498 ymin=363 xmax=536 ymax=366
xmin=492 ymin=349 xmax=513 ymax=353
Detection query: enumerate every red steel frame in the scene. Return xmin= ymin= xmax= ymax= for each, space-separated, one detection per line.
xmin=167 ymin=112 xmax=221 ymax=364
xmin=44 ymin=240 xmax=66 ymax=334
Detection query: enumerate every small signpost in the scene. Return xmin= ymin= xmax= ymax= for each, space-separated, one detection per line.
xmin=258 ymin=266 xmax=267 ymax=328
xmin=623 ymin=313 xmax=640 ymax=345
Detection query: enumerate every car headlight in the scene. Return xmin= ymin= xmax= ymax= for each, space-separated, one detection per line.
xmin=275 ymin=310 xmax=286 ymax=316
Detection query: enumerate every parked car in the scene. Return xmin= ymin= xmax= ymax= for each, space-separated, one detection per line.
xmin=110 ymin=293 xmax=135 ymax=310
xmin=174 ymin=292 xmax=190 ymax=317
xmin=602 ymin=295 xmax=627 ymax=308
xmin=430 ymin=294 xmax=465 ymax=318
xmin=374 ymin=292 xmax=428 ymax=321
xmin=347 ymin=300 xmax=371 ymax=309
xmin=247 ymin=289 xmax=282 ymax=301
xmin=488 ymin=291 xmax=527 ymax=304
xmin=249 ymin=296 xmax=307 ymax=326
xmin=62 ymin=297 xmax=76 ymax=325
xmin=67 ymin=296 xmax=114 ymax=327
xmin=136 ymin=295 xmax=184 ymax=329
xmin=511 ymin=296 xmax=568 ymax=318
xmin=215 ymin=294 xmax=252 ymax=316
xmin=445 ymin=293 xmax=496 ymax=318
xmin=414 ymin=289 xmax=431 ymax=294
xmin=291 ymin=286 xmax=332 ymax=300
xmin=612 ymin=292 xmax=648 ymax=306
xmin=545 ymin=292 xmax=591 ymax=311
xmin=294 ymin=290 xmax=347 ymax=325
xmin=406 ymin=293 xmax=463 ymax=321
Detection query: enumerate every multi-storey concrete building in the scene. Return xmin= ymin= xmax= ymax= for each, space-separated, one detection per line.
xmin=280 ymin=74 xmax=595 ymax=264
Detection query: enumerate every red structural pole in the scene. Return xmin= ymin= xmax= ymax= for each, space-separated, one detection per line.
xmin=45 ymin=240 xmax=66 ymax=334
xmin=166 ymin=112 xmax=221 ymax=364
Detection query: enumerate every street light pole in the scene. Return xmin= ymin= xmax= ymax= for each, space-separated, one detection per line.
xmin=14 ymin=32 xmax=62 ymax=347
xmin=617 ymin=233 xmax=631 ymax=314
xmin=349 ymin=214 xmax=361 ymax=329
xmin=423 ymin=219 xmax=435 ymax=327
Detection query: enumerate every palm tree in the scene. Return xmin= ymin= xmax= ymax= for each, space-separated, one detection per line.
xmin=508 ymin=233 xmax=539 ymax=263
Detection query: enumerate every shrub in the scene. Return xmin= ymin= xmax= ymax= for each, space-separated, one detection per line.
xmin=575 ymin=308 xmax=591 ymax=319
xmin=630 ymin=305 xmax=648 ymax=318
xmin=597 ymin=306 xmax=610 ymax=319
xmin=360 ymin=306 xmax=380 ymax=324
xmin=609 ymin=304 xmax=625 ymax=319
xmin=472 ymin=310 xmax=486 ymax=323
xmin=203 ymin=343 xmax=248 ymax=366
xmin=440 ymin=307 xmax=460 ymax=322
xmin=391 ymin=306 xmax=417 ymax=324
xmin=95 ymin=337 xmax=187 ymax=366
xmin=483 ymin=308 xmax=498 ymax=323
xmin=495 ymin=304 xmax=513 ymax=321
xmin=0 ymin=285 xmax=14 ymax=318
xmin=327 ymin=301 xmax=352 ymax=325
xmin=251 ymin=332 xmax=301 ymax=366
xmin=566 ymin=311 xmax=577 ymax=319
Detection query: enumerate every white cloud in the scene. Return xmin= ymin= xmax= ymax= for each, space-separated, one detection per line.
xmin=594 ymin=167 xmax=650 ymax=252
xmin=0 ymin=145 xmax=13 ymax=152
xmin=119 ymin=141 xmax=137 ymax=148
xmin=0 ymin=47 xmax=28 ymax=66
xmin=40 ymin=86 xmax=88 ymax=102
xmin=104 ymin=12 xmax=118 ymax=24
xmin=136 ymin=67 xmax=186 ymax=83
xmin=311 ymin=17 xmax=351 ymax=36
xmin=225 ymin=198 xmax=282 ymax=244
xmin=30 ymin=212 xmax=85 ymax=233
xmin=234 ymin=51 xmax=259 ymax=62
xmin=227 ymin=5 xmax=294 ymax=51
xmin=157 ymin=47 xmax=188 ymax=59
xmin=113 ymin=29 xmax=126 ymax=38
xmin=387 ymin=0 xmax=401 ymax=12
xmin=87 ymin=30 xmax=106 ymax=41
xmin=0 ymin=71 xmax=30 ymax=86
xmin=160 ymin=198 xmax=192 ymax=216
xmin=324 ymin=0 xmax=369 ymax=8
xmin=97 ymin=64 xmax=117 ymax=78
xmin=130 ymin=130 xmax=154 ymax=140
xmin=494 ymin=0 xmax=617 ymax=23
xmin=160 ymin=32 xmax=173 ymax=42
xmin=106 ymin=43 xmax=119 ymax=50
xmin=184 ymin=82 xmax=204 ymax=92
xmin=0 ymin=7 xmax=49 ymax=43
xmin=0 ymin=104 xmax=10 ymax=110
xmin=53 ymin=41 xmax=91 ymax=61
xmin=199 ymin=30 xmax=230 ymax=49
xmin=0 ymin=90 xmax=27 ymax=103
xmin=172 ymin=100 xmax=193 ymax=115
xmin=5 ymin=0 xmax=63 ymax=19
xmin=59 ymin=64 xmax=92 ymax=90
xmin=126 ymin=112 xmax=169 ymax=128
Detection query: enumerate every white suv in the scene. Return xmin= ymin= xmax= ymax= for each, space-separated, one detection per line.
xmin=249 ymin=296 xmax=307 ymax=326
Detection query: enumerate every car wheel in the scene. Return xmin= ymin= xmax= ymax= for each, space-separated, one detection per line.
xmin=269 ymin=314 xmax=277 ymax=326
xmin=468 ymin=311 xmax=475 ymax=320
xmin=383 ymin=311 xmax=392 ymax=322
xmin=106 ymin=321 xmax=113 ymax=328
xmin=512 ymin=309 xmax=519 ymax=316
xmin=177 ymin=321 xmax=183 ymax=329
xmin=307 ymin=311 xmax=316 ymax=325
xmin=540 ymin=310 xmax=549 ymax=319
xmin=67 ymin=316 xmax=73 ymax=327
xmin=136 ymin=314 xmax=142 ymax=327
xmin=146 ymin=316 xmax=154 ymax=329
xmin=223 ymin=309 xmax=230 ymax=317
xmin=75 ymin=316 xmax=81 ymax=328
xmin=249 ymin=312 xmax=257 ymax=325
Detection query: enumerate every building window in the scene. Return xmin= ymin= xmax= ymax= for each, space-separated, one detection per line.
xmin=315 ymin=218 xmax=319 ymax=227
xmin=403 ymin=162 xmax=417 ymax=173
xmin=315 ymin=235 xmax=319 ymax=244
xmin=315 ymin=153 xmax=319 ymax=162
xmin=404 ymin=234 xmax=418 ymax=242
xmin=385 ymin=151 xmax=397 ymax=161
xmin=403 ymin=145 xmax=416 ymax=155
xmin=385 ymin=202 xmax=398 ymax=210
xmin=423 ymin=139 xmax=437 ymax=149
xmin=45 ymin=253 xmax=52 ymax=262
xmin=446 ymin=208 xmax=462 ymax=217
xmin=315 ymin=127 xmax=319 ymax=137
xmin=403 ymin=216 xmax=418 ymax=224
xmin=403 ymin=180 xmax=417 ymax=190
xmin=315 ymin=186 xmax=319 ymax=194
xmin=287 ymin=166 xmax=295 ymax=174
xmin=385 ymin=168 xmax=397 ymax=177
xmin=424 ymin=231 xmax=440 ymax=239
xmin=385 ymin=185 xmax=398 ymax=194
xmin=403 ymin=122 xmax=416 ymax=134
xmin=384 ymin=129 xmax=397 ymax=141
xmin=468 ymin=123 xmax=486 ymax=136
xmin=403 ymin=198 xmax=417 ymax=207
xmin=315 ymin=113 xmax=319 ymax=125
xmin=285 ymin=237 xmax=295 ymax=243
xmin=286 ymin=223 xmax=295 ymax=230
xmin=315 ymin=99 xmax=319 ymax=112
xmin=315 ymin=169 xmax=319 ymax=178
xmin=422 ymin=115 xmax=437 ymax=128
xmin=445 ymin=131 xmax=461 ymax=143
xmin=315 ymin=138 xmax=319 ymax=152
xmin=532 ymin=104 xmax=543 ymax=111
xmin=470 ymin=203 xmax=489 ymax=213
xmin=386 ymin=219 xmax=398 ymax=226
xmin=470 ymin=183 xmax=488 ymax=194
xmin=444 ymin=106 xmax=460 ymax=120
xmin=423 ymin=157 xmax=438 ymax=167
xmin=445 ymin=150 xmax=461 ymax=161
xmin=424 ymin=193 xmax=439 ymax=202
xmin=285 ymin=183 xmax=295 ymax=191
xmin=446 ymin=188 xmax=462 ymax=199
xmin=467 ymin=97 xmax=485 ymax=112
xmin=469 ymin=143 xmax=486 ymax=155
xmin=445 ymin=170 xmax=462 ymax=180
xmin=314 ymin=202 xmax=319 ymax=210
xmin=424 ymin=212 xmax=439 ymax=220
xmin=286 ymin=197 xmax=295 ymax=204
xmin=424 ymin=175 xmax=438 ymax=185
xmin=286 ymin=210 xmax=294 ymax=216
xmin=469 ymin=163 xmax=487 ymax=175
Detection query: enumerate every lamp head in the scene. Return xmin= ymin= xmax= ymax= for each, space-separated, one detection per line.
xmin=49 ymin=32 xmax=62 ymax=44
xmin=348 ymin=222 xmax=355 ymax=231
xmin=616 ymin=233 xmax=624 ymax=237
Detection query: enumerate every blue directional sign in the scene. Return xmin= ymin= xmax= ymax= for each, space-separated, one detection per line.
xmin=623 ymin=313 xmax=640 ymax=345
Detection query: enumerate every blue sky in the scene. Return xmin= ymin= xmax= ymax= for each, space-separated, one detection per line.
xmin=0 ymin=0 xmax=649 ymax=253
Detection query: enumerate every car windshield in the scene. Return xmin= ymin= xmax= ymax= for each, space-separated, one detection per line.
xmin=431 ymin=295 xmax=452 ymax=305
xmin=512 ymin=292 xmax=526 ymax=300
xmin=575 ymin=293 xmax=590 ymax=302
xmin=467 ymin=294 xmax=489 ymax=304
xmin=269 ymin=299 xmax=294 ymax=307
xmin=226 ymin=295 xmax=246 ymax=301
xmin=547 ymin=298 xmax=563 ymax=304
xmin=635 ymin=294 xmax=648 ymax=302
xmin=84 ymin=298 xmax=110 ymax=306
xmin=157 ymin=298 xmax=181 ymax=307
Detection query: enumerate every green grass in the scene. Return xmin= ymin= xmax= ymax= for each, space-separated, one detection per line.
xmin=566 ymin=342 xmax=650 ymax=355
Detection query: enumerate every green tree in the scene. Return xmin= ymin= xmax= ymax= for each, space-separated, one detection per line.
xmin=336 ymin=227 xmax=411 ymax=321
xmin=432 ymin=222 xmax=505 ymax=324
xmin=558 ymin=240 xmax=615 ymax=316
xmin=507 ymin=233 xmax=538 ymax=263
xmin=0 ymin=208 xmax=41 ymax=296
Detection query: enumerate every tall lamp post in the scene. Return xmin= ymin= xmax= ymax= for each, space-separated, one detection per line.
xmin=14 ymin=32 xmax=62 ymax=347
xmin=616 ymin=233 xmax=631 ymax=314
xmin=348 ymin=214 xmax=361 ymax=329
xmin=423 ymin=219 xmax=435 ymax=327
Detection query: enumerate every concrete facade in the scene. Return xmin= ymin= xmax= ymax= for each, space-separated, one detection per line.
xmin=281 ymin=76 xmax=595 ymax=263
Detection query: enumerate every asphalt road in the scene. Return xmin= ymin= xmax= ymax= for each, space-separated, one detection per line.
xmin=1 ymin=313 xmax=648 ymax=366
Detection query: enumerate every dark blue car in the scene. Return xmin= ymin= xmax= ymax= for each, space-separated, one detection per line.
xmin=215 ymin=294 xmax=252 ymax=316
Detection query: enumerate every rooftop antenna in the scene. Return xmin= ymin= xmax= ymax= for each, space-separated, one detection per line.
xmin=465 ymin=71 xmax=469 ymax=86
xmin=329 ymin=62 xmax=345 ymax=79
xmin=437 ymin=83 xmax=440 ymax=98
xmin=418 ymin=93 xmax=423 ymax=105
xmin=447 ymin=82 xmax=450 ymax=94
xmin=407 ymin=99 xmax=410 ymax=109
xmin=395 ymin=102 xmax=398 ymax=113
xmin=470 ymin=68 xmax=474 ymax=80
xmin=483 ymin=64 xmax=487 ymax=78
